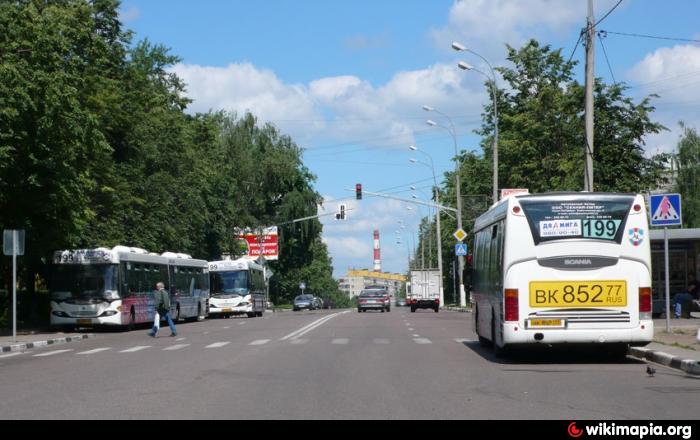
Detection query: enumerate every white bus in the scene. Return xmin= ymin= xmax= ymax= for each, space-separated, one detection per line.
xmin=208 ymin=258 xmax=267 ymax=318
xmin=50 ymin=246 xmax=209 ymax=330
xmin=471 ymin=192 xmax=653 ymax=356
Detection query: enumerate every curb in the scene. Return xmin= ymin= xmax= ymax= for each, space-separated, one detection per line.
xmin=628 ymin=346 xmax=700 ymax=376
xmin=0 ymin=334 xmax=96 ymax=353
xmin=444 ymin=307 xmax=472 ymax=313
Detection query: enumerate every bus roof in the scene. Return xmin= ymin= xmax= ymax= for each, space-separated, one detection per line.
xmin=53 ymin=246 xmax=206 ymax=265
xmin=208 ymin=257 xmax=263 ymax=272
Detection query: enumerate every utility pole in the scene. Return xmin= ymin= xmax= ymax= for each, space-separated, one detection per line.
xmin=584 ymin=0 xmax=595 ymax=192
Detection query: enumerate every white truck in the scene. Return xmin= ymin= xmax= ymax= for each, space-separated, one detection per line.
xmin=409 ymin=269 xmax=440 ymax=313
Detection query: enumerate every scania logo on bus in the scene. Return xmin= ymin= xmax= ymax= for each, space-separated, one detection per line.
xmin=538 ymin=256 xmax=618 ymax=270
xmin=564 ymin=258 xmax=593 ymax=266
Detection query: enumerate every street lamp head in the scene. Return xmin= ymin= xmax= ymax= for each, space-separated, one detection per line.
xmin=410 ymin=185 xmax=416 ymax=190
xmin=458 ymin=61 xmax=473 ymax=71
xmin=409 ymin=158 xmax=418 ymax=163
xmin=426 ymin=119 xmax=437 ymax=127
xmin=412 ymin=194 xmax=418 ymax=199
xmin=452 ymin=41 xmax=467 ymax=51
xmin=422 ymin=105 xmax=434 ymax=112
xmin=408 ymin=145 xmax=417 ymax=151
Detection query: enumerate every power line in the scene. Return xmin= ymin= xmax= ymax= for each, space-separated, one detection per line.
xmin=600 ymin=30 xmax=700 ymax=44
xmin=597 ymin=32 xmax=617 ymax=85
xmin=567 ymin=29 xmax=585 ymax=64
xmin=594 ymin=0 xmax=624 ymax=27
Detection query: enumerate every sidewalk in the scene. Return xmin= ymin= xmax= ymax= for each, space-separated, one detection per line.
xmin=627 ymin=317 xmax=700 ymax=375
xmin=0 ymin=330 xmax=95 ymax=353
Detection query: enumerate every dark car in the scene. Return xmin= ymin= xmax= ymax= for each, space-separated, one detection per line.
xmin=312 ymin=296 xmax=323 ymax=310
xmin=357 ymin=290 xmax=390 ymax=313
xmin=293 ymin=294 xmax=315 ymax=311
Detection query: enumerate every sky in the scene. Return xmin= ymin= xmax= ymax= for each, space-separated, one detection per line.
xmin=119 ymin=0 xmax=700 ymax=278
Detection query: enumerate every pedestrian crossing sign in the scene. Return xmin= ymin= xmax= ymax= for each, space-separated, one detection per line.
xmin=650 ymin=193 xmax=682 ymax=227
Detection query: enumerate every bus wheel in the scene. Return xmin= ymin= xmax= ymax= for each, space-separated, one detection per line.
xmin=492 ymin=318 xmax=507 ymax=358
xmin=256 ymin=311 xmax=263 ymax=317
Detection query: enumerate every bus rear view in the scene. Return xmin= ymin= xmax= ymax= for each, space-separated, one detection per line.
xmin=472 ymin=193 xmax=653 ymax=356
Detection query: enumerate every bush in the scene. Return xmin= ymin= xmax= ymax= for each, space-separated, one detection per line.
xmin=0 ymin=289 xmax=50 ymax=331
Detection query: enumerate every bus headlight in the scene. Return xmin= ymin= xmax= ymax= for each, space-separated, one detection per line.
xmin=52 ymin=311 xmax=69 ymax=317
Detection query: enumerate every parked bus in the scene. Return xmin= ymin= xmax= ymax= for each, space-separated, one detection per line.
xmin=471 ymin=192 xmax=653 ymax=356
xmin=208 ymin=258 xmax=267 ymax=318
xmin=50 ymin=246 xmax=209 ymax=330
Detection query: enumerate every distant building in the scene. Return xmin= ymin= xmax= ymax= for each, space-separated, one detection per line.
xmin=338 ymin=269 xmax=406 ymax=299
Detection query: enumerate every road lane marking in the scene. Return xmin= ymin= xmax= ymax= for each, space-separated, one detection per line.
xmin=120 ymin=346 xmax=151 ymax=353
xmin=77 ymin=348 xmax=111 ymax=355
xmin=238 ymin=322 xmax=246 ymax=325
xmin=414 ymin=338 xmax=432 ymax=344
xmin=205 ymin=342 xmax=230 ymax=348
xmin=408 ymin=328 xmax=414 ymax=331
xmin=249 ymin=339 xmax=270 ymax=346
xmin=223 ymin=326 xmax=230 ymax=329
xmin=454 ymin=338 xmax=476 ymax=343
xmin=290 ymin=339 xmax=309 ymax=345
xmin=0 ymin=352 xmax=24 ymax=359
xmin=413 ymin=334 xmax=420 ymax=337
xmin=332 ymin=338 xmax=349 ymax=345
xmin=373 ymin=338 xmax=390 ymax=344
xmin=280 ymin=311 xmax=349 ymax=341
xmin=163 ymin=344 xmax=190 ymax=351
xmin=33 ymin=349 xmax=73 ymax=357
xmin=176 ymin=338 xmax=186 ymax=341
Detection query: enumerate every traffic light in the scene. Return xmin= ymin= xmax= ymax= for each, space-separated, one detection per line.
xmin=335 ymin=204 xmax=346 ymax=220
xmin=356 ymin=183 xmax=362 ymax=200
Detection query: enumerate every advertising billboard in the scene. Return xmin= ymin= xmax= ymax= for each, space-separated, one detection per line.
xmin=236 ymin=226 xmax=279 ymax=261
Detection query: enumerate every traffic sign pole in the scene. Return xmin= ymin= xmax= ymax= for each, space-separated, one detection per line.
xmin=12 ymin=230 xmax=17 ymax=343
xmin=664 ymin=227 xmax=670 ymax=332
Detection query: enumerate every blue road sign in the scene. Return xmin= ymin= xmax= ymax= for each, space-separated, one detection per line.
xmin=455 ymin=243 xmax=468 ymax=256
xmin=650 ymin=194 xmax=682 ymax=227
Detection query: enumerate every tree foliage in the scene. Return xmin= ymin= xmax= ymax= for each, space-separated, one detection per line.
xmin=675 ymin=122 xmax=700 ymax=228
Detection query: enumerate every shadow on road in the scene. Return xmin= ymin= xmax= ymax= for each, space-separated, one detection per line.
xmin=461 ymin=340 xmax=646 ymax=366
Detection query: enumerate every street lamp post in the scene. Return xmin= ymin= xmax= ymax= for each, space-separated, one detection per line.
xmin=452 ymin=42 xmax=499 ymax=205
xmin=422 ymin=107 xmax=466 ymax=307
xmin=408 ymin=148 xmax=445 ymax=308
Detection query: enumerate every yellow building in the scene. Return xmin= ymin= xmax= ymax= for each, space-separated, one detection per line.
xmin=338 ymin=269 xmax=406 ymax=299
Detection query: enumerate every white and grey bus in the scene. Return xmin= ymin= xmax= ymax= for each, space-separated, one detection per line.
xmin=50 ymin=246 xmax=209 ymax=330
xmin=208 ymin=258 xmax=267 ymax=318
xmin=471 ymin=192 xmax=653 ymax=356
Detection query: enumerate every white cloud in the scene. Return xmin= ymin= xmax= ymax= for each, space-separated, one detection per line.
xmin=119 ymin=6 xmax=140 ymax=22
xmin=627 ymin=45 xmax=700 ymax=154
xmin=430 ymin=0 xmax=618 ymax=62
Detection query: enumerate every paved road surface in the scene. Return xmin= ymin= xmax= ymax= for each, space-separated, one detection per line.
xmin=0 ymin=309 xmax=696 ymax=419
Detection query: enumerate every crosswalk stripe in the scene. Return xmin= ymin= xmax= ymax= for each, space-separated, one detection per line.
xmin=120 ymin=346 xmax=151 ymax=353
xmin=332 ymin=338 xmax=349 ymax=345
xmin=205 ymin=342 xmax=230 ymax=348
xmin=175 ymin=338 xmax=186 ymax=341
xmin=77 ymin=348 xmax=111 ymax=355
xmin=249 ymin=339 xmax=270 ymax=346
xmin=413 ymin=338 xmax=432 ymax=344
xmin=33 ymin=349 xmax=73 ymax=357
xmin=163 ymin=344 xmax=190 ymax=351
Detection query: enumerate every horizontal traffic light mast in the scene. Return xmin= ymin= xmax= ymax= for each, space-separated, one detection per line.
xmin=347 ymin=187 xmax=458 ymax=213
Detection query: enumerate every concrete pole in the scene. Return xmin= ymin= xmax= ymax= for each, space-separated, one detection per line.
xmin=584 ymin=0 xmax=595 ymax=191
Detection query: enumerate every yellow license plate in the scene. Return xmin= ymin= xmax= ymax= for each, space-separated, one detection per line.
xmin=528 ymin=319 xmax=563 ymax=327
xmin=529 ymin=281 xmax=627 ymax=308
xmin=77 ymin=319 xmax=92 ymax=325
xmin=222 ymin=308 xmax=232 ymax=312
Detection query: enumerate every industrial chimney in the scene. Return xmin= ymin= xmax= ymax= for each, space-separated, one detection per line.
xmin=373 ymin=229 xmax=381 ymax=272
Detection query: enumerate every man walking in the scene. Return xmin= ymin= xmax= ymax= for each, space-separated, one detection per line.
xmin=149 ymin=282 xmax=177 ymax=337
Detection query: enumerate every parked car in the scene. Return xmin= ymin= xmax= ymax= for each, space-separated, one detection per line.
xmin=396 ymin=298 xmax=407 ymax=307
xmin=312 ymin=296 xmax=323 ymax=310
xmin=293 ymin=295 xmax=315 ymax=311
xmin=357 ymin=290 xmax=391 ymax=313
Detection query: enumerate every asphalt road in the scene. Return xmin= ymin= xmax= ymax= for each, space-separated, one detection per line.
xmin=0 ymin=308 xmax=697 ymax=419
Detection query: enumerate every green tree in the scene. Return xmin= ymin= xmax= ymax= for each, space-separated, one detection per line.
xmin=675 ymin=122 xmax=700 ymax=228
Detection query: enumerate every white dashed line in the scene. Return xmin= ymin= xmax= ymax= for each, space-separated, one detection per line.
xmin=408 ymin=328 xmax=414 ymax=331
xmin=77 ymin=348 xmax=111 ymax=355
xmin=413 ymin=334 xmax=420 ymax=337
xmin=176 ymin=338 xmax=186 ymax=342
xmin=454 ymin=338 xmax=476 ymax=343
xmin=373 ymin=338 xmax=390 ymax=344
xmin=223 ymin=327 xmax=230 ymax=329
xmin=332 ymin=338 xmax=349 ymax=345
xmin=249 ymin=339 xmax=270 ymax=346
xmin=290 ymin=339 xmax=309 ymax=345
xmin=0 ymin=352 xmax=24 ymax=359
xmin=120 ymin=346 xmax=151 ymax=353
xmin=205 ymin=342 xmax=231 ymax=349
xmin=33 ymin=349 xmax=73 ymax=357
xmin=413 ymin=338 xmax=432 ymax=344
xmin=163 ymin=344 xmax=190 ymax=351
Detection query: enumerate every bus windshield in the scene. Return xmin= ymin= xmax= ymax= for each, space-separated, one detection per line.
xmin=520 ymin=196 xmax=634 ymax=245
xmin=211 ymin=271 xmax=248 ymax=297
xmin=50 ymin=264 xmax=118 ymax=301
